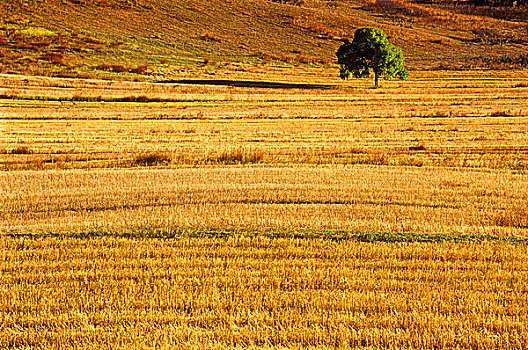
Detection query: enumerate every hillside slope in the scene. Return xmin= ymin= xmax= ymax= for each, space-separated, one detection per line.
xmin=1 ymin=0 xmax=527 ymax=79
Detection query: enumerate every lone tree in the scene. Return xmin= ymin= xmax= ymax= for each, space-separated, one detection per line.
xmin=336 ymin=28 xmax=408 ymax=88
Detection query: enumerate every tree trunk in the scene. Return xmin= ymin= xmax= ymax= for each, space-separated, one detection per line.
xmin=374 ymin=71 xmax=379 ymax=88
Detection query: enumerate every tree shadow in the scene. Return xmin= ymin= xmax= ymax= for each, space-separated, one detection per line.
xmin=155 ymin=79 xmax=335 ymax=90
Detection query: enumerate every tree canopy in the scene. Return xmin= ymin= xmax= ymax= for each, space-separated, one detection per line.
xmin=336 ymin=28 xmax=408 ymax=88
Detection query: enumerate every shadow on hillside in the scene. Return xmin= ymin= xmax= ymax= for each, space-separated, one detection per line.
xmin=155 ymin=79 xmax=335 ymax=90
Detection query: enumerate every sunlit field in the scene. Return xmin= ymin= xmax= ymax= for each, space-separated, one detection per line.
xmin=2 ymin=236 xmax=528 ymax=349
xmin=2 ymin=166 xmax=528 ymax=236
xmin=1 ymin=69 xmax=528 ymax=348
xmin=2 ymin=69 xmax=528 ymax=172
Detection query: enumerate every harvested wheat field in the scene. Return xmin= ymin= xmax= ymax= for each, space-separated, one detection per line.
xmin=2 ymin=68 xmax=528 ymax=349
xmin=2 ymin=166 xmax=528 ymax=235
xmin=3 ymin=0 xmax=528 ymax=346
xmin=2 ymin=236 xmax=528 ymax=349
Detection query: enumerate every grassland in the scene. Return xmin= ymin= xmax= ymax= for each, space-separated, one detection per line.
xmin=1 ymin=69 xmax=528 ymax=235
xmin=2 ymin=69 xmax=528 ymax=171
xmin=2 ymin=0 xmax=528 ymax=346
xmin=1 ymin=0 xmax=528 ymax=78
xmin=2 ymin=66 xmax=528 ymax=348
xmin=2 ymin=163 xmax=528 ymax=235
xmin=2 ymin=236 xmax=528 ymax=349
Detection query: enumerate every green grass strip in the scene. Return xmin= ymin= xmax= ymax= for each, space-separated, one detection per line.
xmin=4 ymin=227 xmax=528 ymax=244
xmin=0 ymin=94 xmax=212 ymax=103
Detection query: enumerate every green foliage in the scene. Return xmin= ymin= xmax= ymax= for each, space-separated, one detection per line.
xmin=10 ymin=227 xmax=528 ymax=244
xmin=336 ymin=27 xmax=408 ymax=87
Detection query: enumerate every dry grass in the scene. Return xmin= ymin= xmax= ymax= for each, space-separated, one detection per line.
xmin=2 ymin=166 xmax=527 ymax=236
xmin=2 ymin=69 xmax=528 ymax=348
xmin=2 ymin=71 xmax=528 ymax=171
xmin=1 ymin=0 xmax=528 ymax=78
xmin=5 ymin=146 xmax=32 ymax=155
xmin=133 ymin=151 xmax=172 ymax=166
xmin=211 ymin=148 xmax=266 ymax=165
xmin=1 ymin=236 xmax=528 ymax=349
xmin=1 ymin=72 xmax=528 ymax=238
xmin=1 ymin=0 xmax=528 ymax=348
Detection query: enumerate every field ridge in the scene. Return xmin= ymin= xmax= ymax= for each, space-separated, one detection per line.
xmin=6 ymin=227 xmax=528 ymax=244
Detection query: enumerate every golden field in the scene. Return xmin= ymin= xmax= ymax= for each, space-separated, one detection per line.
xmin=2 ymin=0 xmax=528 ymax=347
xmin=2 ymin=69 xmax=528 ymax=171
xmin=1 ymin=236 xmax=528 ymax=349
xmin=1 ymin=70 xmax=528 ymax=236
xmin=2 ymin=165 xmax=528 ymax=235
xmin=1 ymin=69 xmax=528 ymax=349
